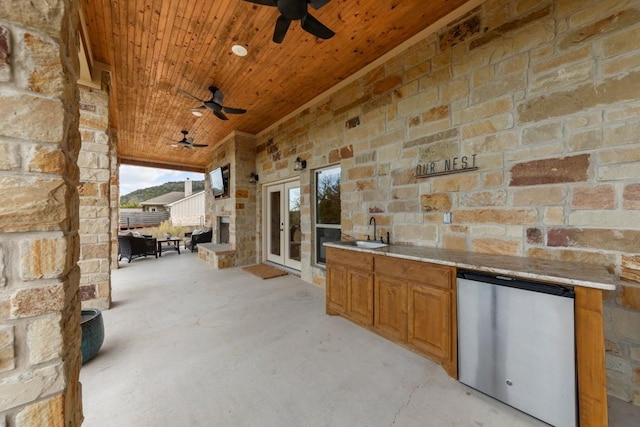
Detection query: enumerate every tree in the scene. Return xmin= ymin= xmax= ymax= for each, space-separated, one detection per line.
xmin=120 ymin=201 xmax=141 ymax=208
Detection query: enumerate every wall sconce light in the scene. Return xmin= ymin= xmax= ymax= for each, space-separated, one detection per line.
xmin=294 ymin=157 xmax=307 ymax=171
xmin=249 ymin=172 xmax=259 ymax=183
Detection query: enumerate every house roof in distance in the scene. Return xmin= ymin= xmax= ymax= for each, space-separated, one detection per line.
xmin=140 ymin=192 xmax=186 ymax=206
xmin=166 ymin=191 xmax=205 ymax=207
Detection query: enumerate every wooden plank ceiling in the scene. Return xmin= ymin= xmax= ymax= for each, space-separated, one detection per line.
xmin=80 ymin=0 xmax=472 ymax=171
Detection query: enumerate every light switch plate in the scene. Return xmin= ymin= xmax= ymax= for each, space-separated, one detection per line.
xmin=443 ymin=212 xmax=452 ymax=224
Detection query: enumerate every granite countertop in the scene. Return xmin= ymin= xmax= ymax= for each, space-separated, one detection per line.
xmin=324 ymin=241 xmax=619 ymax=291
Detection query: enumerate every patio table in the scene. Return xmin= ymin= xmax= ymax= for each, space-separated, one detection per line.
xmin=157 ymin=238 xmax=181 ymax=256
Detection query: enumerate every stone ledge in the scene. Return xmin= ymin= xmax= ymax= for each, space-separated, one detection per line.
xmin=197 ymin=243 xmax=235 ymax=269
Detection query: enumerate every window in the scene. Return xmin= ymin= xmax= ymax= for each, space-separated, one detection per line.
xmin=314 ymin=166 xmax=341 ymax=265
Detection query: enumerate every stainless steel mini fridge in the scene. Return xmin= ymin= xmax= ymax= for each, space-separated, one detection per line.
xmin=457 ymin=271 xmax=577 ymax=427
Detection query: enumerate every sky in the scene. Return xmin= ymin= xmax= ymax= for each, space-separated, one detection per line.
xmin=119 ymin=165 xmax=205 ymax=196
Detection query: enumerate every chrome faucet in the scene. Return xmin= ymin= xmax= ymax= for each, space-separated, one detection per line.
xmin=369 ymin=216 xmax=376 ymax=241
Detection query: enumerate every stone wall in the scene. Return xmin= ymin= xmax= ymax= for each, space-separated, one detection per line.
xmin=78 ymin=83 xmax=113 ymax=310
xmin=0 ymin=0 xmax=83 ymax=425
xmin=206 ymin=132 xmax=258 ymax=266
xmin=255 ymin=135 xmax=314 ymax=282
xmin=255 ymin=0 xmax=640 ymax=405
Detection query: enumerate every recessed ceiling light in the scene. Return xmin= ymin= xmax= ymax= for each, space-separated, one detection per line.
xmin=231 ymin=44 xmax=248 ymax=57
xmin=191 ymin=108 xmax=203 ymax=117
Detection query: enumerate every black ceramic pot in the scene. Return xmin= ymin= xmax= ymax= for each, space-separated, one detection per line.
xmin=81 ymin=309 xmax=104 ymax=364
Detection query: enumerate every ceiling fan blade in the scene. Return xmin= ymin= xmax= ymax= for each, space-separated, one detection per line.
xmin=222 ymin=106 xmax=247 ymax=114
xmin=301 ymin=13 xmax=334 ymax=39
xmin=213 ymin=109 xmax=229 ymax=120
xmin=211 ymin=87 xmax=224 ymax=105
xmin=186 ymin=137 xmax=194 ymax=143
xmin=192 ymin=143 xmax=208 ymax=147
xmin=243 ymin=0 xmax=277 ymax=6
xmin=309 ymin=0 xmax=331 ymax=9
xmin=273 ymin=15 xmax=291 ymax=43
xmin=178 ymin=89 xmax=205 ymax=103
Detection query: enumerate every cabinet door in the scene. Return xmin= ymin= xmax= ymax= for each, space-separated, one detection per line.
xmin=326 ymin=264 xmax=348 ymax=315
xmin=347 ymin=269 xmax=374 ymax=326
xmin=407 ymin=283 xmax=451 ymax=361
xmin=375 ymin=274 xmax=407 ymax=342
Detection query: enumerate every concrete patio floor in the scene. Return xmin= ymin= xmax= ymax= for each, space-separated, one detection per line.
xmin=80 ymin=251 xmax=638 ymax=426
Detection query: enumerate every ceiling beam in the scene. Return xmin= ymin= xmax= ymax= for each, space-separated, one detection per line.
xmin=119 ymin=156 xmax=205 ymax=173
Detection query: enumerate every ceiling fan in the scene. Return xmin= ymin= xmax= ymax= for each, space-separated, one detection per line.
xmin=243 ymin=0 xmax=335 ymax=44
xmin=165 ymin=130 xmax=208 ymax=149
xmin=178 ymin=86 xmax=247 ymax=121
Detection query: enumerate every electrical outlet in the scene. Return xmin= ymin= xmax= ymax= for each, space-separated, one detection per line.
xmin=443 ymin=212 xmax=452 ymax=224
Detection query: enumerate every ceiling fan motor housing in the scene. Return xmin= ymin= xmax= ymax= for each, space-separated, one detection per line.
xmin=278 ymin=0 xmax=307 ymax=19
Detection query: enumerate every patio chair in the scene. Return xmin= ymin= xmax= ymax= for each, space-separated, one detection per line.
xmin=184 ymin=229 xmax=212 ymax=252
xmin=118 ymin=233 xmax=157 ymax=262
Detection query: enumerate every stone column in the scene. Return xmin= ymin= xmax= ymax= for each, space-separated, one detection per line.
xmin=110 ymin=132 xmax=120 ymax=270
xmin=233 ymin=134 xmax=258 ymax=266
xmin=206 ymin=132 xmax=258 ymax=267
xmin=0 ymin=1 xmax=83 ymax=425
xmin=78 ymin=82 xmax=113 ymax=310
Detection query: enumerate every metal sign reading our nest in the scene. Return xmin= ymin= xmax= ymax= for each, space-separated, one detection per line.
xmin=415 ymin=154 xmax=478 ymax=178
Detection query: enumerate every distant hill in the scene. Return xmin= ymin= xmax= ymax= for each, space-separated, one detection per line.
xmin=120 ymin=180 xmax=205 ymax=205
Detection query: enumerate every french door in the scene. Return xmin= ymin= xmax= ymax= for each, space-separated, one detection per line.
xmin=265 ymin=180 xmax=301 ymax=270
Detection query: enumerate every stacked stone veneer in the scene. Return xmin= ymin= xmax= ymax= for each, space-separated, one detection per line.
xmin=78 ymin=83 xmax=114 ymax=310
xmin=198 ymin=244 xmax=236 ymax=269
xmin=206 ymin=132 xmax=258 ymax=267
xmin=0 ymin=1 xmax=83 ymax=425
xmin=256 ymin=0 xmax=640 ymax=405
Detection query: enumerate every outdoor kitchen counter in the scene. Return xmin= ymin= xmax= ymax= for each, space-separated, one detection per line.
xmin=324 ymin=241 xmax=618 ymax=290
xmin=324 ymin=241 xmax=617 ymax=426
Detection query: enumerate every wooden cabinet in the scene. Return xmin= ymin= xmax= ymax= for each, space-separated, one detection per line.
xmin=407 ymin=284 xmax=451 ymax=360
xmin=374 ymin=275 xmax=407 ymax=342
xmin=374 ymin=256 xmax=456 ymax=376
xmin=326 ymin=261 xmax=347 ymax=314
xmin=326 ymin=247 xmax=374 ymax=326
xmin=326 ymin=247 xmax=457 ymax=377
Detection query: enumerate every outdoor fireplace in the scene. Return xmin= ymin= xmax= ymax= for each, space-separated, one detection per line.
xmin=218 ymin=216 xmax=230 ymax=244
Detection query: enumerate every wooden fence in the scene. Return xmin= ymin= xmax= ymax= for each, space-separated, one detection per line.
xmin=119 ymin=211 xmax=169 ymax=229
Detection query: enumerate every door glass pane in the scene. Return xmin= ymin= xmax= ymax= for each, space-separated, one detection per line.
xmin=270 ymin=190 xmax=281 ymax=256
xmin=288 ymin=187 xmax=301 ymax=262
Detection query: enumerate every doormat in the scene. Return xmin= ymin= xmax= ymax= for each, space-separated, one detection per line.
xmin=242 ymin=264 xmax=289 ymax=280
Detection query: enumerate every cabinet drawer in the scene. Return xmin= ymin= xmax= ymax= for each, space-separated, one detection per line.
xmin=327 ymin=247 xmax=373 ymax=271
xmin=375 ymin=256 xmax=452 ymax=290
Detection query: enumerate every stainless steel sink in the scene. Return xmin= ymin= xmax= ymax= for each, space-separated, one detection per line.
xmin=354 ymin=241 xmax=388 ymax=249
